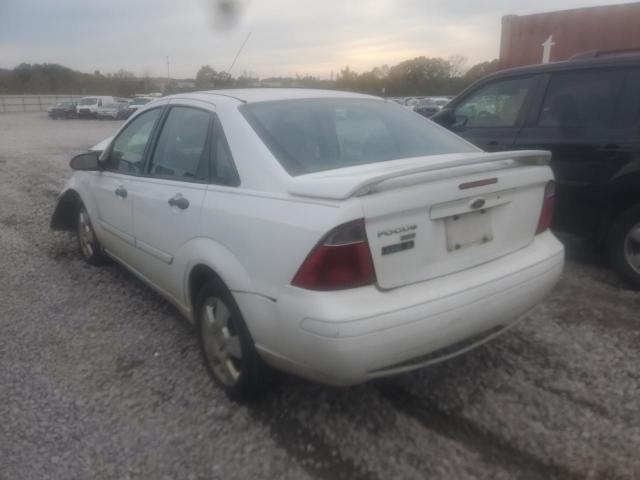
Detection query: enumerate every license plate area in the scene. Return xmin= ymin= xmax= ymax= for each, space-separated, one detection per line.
xmin=445 ymin=210 xmax=493 ymax=252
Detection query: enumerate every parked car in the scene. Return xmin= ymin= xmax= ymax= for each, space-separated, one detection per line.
xmin=76 ymin=96 xmax=127 ymax=118
xmin=126 ymin=97 xmax=154 ymax=117
xmin=97 ymin=100 xmax=129 ymax=120
xmin=389 ymin=97 xmax=407 ymax=106
xmin=51 ymin=89 xmax=564 ymax=400
xmin=413 ymin=97 xmax=450 ymax=118
xmin=433 ymin=53 xmax=640 ymax=287
xmin=48 ymin=101 xmax=77 ymax=119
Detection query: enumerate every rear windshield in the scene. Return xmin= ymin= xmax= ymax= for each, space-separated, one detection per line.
xmin=79 ymin=98 xmax=97 ymax=105
xmin=240 ymin=98 xmax=476 ymax=176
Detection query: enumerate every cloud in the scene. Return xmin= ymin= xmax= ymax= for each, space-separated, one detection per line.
xmin=1 ymin=0 xmax=638 ymax=78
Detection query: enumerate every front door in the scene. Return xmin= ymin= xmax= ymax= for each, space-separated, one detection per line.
xmin=92 ymin=107 xmax=163 ymax=261
xmin=129 ymin=103 xmax=213 ymax=301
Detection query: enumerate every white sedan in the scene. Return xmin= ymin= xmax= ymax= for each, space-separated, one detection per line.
xmin=51 ymin=89 xmax=564 ymax=401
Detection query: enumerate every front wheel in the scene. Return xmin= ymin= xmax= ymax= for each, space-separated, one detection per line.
xmin=77 ymin=206 xmax=106 ymax=265
xmin=196 ymin=279 xmax=273 ymax=401
xmin=608 ymin=205 xmax=640 ymax=289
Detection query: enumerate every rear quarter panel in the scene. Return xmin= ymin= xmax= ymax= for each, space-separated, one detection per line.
xmin=195 ymin=186 xmax=364 ymax=300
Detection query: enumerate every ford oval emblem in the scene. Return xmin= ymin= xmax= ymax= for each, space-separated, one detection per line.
xmin=471 ymin=198 xmax=486 ymax=210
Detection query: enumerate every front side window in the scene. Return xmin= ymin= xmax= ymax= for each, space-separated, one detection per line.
xmin=240 ymin=98 xmax=477 ymax=176
xmin=538 ymin=70 xmax=620 ymax=128
xmin=454 ymin=77 xmax=534 ymax=128
xmin=148 ymin=106 xmax=211 ymax=181
xmin=107 ymin=108 xmax=161 ymax=174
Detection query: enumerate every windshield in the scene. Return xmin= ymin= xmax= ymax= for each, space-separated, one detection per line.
xmin=79 ymin=98 xmax=97 ymax=105
xmin=240 ymin=98 xmax=477 ymax=176
xmin=131 ymin=98 xmax=151 ymax=105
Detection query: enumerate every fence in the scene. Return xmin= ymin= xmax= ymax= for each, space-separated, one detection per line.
xmin=0 ymin=95 xmax=85 ymax=113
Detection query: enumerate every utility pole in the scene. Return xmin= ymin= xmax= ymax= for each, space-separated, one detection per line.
xmin=166 ymin=56 xmax=171 ymax=79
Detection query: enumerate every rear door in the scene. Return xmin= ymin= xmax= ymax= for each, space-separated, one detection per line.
xmin=129 ymin=101 xmax=213 ymax=299
xmin=513 ymin=68 xmax=624 ymax=234
xmin=606 ymin=68 xmax=640 ymax=187
xmin=449 ymin=75 xmax=539 ymax=152
xmin=92 ymin=107 xmax=163 ymax=261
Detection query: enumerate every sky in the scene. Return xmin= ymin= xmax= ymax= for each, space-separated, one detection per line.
xmin=0 ymin=0 xmax=638 ymax=79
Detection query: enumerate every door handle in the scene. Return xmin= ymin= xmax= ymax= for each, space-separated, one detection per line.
xmin=600 ymin=143 xmax=620 ymax=151
xmin=168 ymin=194 xmax=189 ymax=210
xmin=114 ymin=186 xmax=128 ymax=198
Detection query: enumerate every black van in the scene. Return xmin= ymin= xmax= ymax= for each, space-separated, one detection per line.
xmin=433 ymin=53 xmax=640 ymax=287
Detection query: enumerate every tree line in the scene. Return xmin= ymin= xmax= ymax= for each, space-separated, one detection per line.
xmin=334 ymin=56 xmax=499 ymax=96
xmin=0 ymin=56 xmax=499 ymax=97
xmin=0 ymin=63 xmax=162 ymax=97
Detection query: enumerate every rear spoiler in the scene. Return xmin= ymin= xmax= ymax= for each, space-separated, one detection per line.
xmin=288 ymin=150 xmax=551 ymax=200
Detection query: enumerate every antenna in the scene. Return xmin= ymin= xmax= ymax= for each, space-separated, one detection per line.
xmin=166 ymin=56 xmax=171 ymax=79
xmin=226 ymin=32 xmax=251 ymax=74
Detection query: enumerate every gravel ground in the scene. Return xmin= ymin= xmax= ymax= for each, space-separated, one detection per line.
xmin=1 ymin=112 xmax=639 ymax=480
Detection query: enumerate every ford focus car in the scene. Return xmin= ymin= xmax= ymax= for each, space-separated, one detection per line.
xmin=51 ymin=89 xmax=564 ymax=401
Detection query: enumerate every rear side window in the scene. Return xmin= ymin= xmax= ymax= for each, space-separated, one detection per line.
xmin=537 ymin=70 xmax=619 ymax=128
xmin=107 ymin=108 xmax=162 ymax=174
xmin=211 ymin=121 xmax=240 ymax=186
xmin=240 ymin=98 xmax=476 ymax=176
xmin=453 ymin=76 xmax=534 ymax=128
xmin=148 ymin=106 xmax=211 ymax=181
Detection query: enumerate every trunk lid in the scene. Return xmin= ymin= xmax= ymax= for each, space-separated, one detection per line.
xmin=288 ymin=150 xmax=554 ymax=289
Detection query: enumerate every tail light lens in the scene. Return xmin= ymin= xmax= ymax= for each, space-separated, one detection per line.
xmin=292 ymin=219 xmax=376 ymax=291
xmin=536 ymin=181 xmax=555 ymax=235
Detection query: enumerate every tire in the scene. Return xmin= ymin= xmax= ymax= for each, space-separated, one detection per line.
xmin=607 ymin=204 xmax=640 ymax=289
xmin=77 ymin=206 xmax=106 ymax=265
xmin=196 ymin=279 xmax=273 ymax=401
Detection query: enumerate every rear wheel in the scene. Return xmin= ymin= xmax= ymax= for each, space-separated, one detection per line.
xmin=77 ymin=206 xmax=106 ymax=265
xmin=608 ymin=205 xmax=640 ymax=289
xmin=196 ymin=279 xmax=272 ymax=401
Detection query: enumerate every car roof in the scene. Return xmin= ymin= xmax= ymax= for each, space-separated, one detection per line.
xmin=484 ymin=53 xmax=640 ymax=81
xmin=167 ymin=88 xmax=381 ymax=106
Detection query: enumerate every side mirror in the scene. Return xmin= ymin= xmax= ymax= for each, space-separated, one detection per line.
xmin=70 ymin=152 xmax=100 ymax=171
xmin=431 ymin=107 xmax=455 ymax=127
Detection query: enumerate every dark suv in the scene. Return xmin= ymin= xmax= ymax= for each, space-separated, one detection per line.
xmin=433 ymin=53 xmax=640 ymax=287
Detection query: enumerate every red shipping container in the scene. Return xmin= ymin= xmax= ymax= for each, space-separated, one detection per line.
xmin=499 ymin=2 xmax=640 ymax=69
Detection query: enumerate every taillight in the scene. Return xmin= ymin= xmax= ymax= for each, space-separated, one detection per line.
xmin=292 ymin=219 xmax=376 ymax=291
xmin=536 ymin=181 xmax=555 ymax=235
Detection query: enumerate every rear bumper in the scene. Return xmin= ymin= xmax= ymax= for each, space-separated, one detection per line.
xmin=236 ymin=231 xmax=564 ymax=385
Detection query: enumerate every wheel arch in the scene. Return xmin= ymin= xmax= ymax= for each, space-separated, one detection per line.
xmin=597 ymin=176 xmax=640 ymax=248
xmin=188 ymin=264 xmax=225 ymax=318
xmin=50 ymin=188 xmax=83 ymax=231
xmin=181 ymin=239 xmax=259 ymax=321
